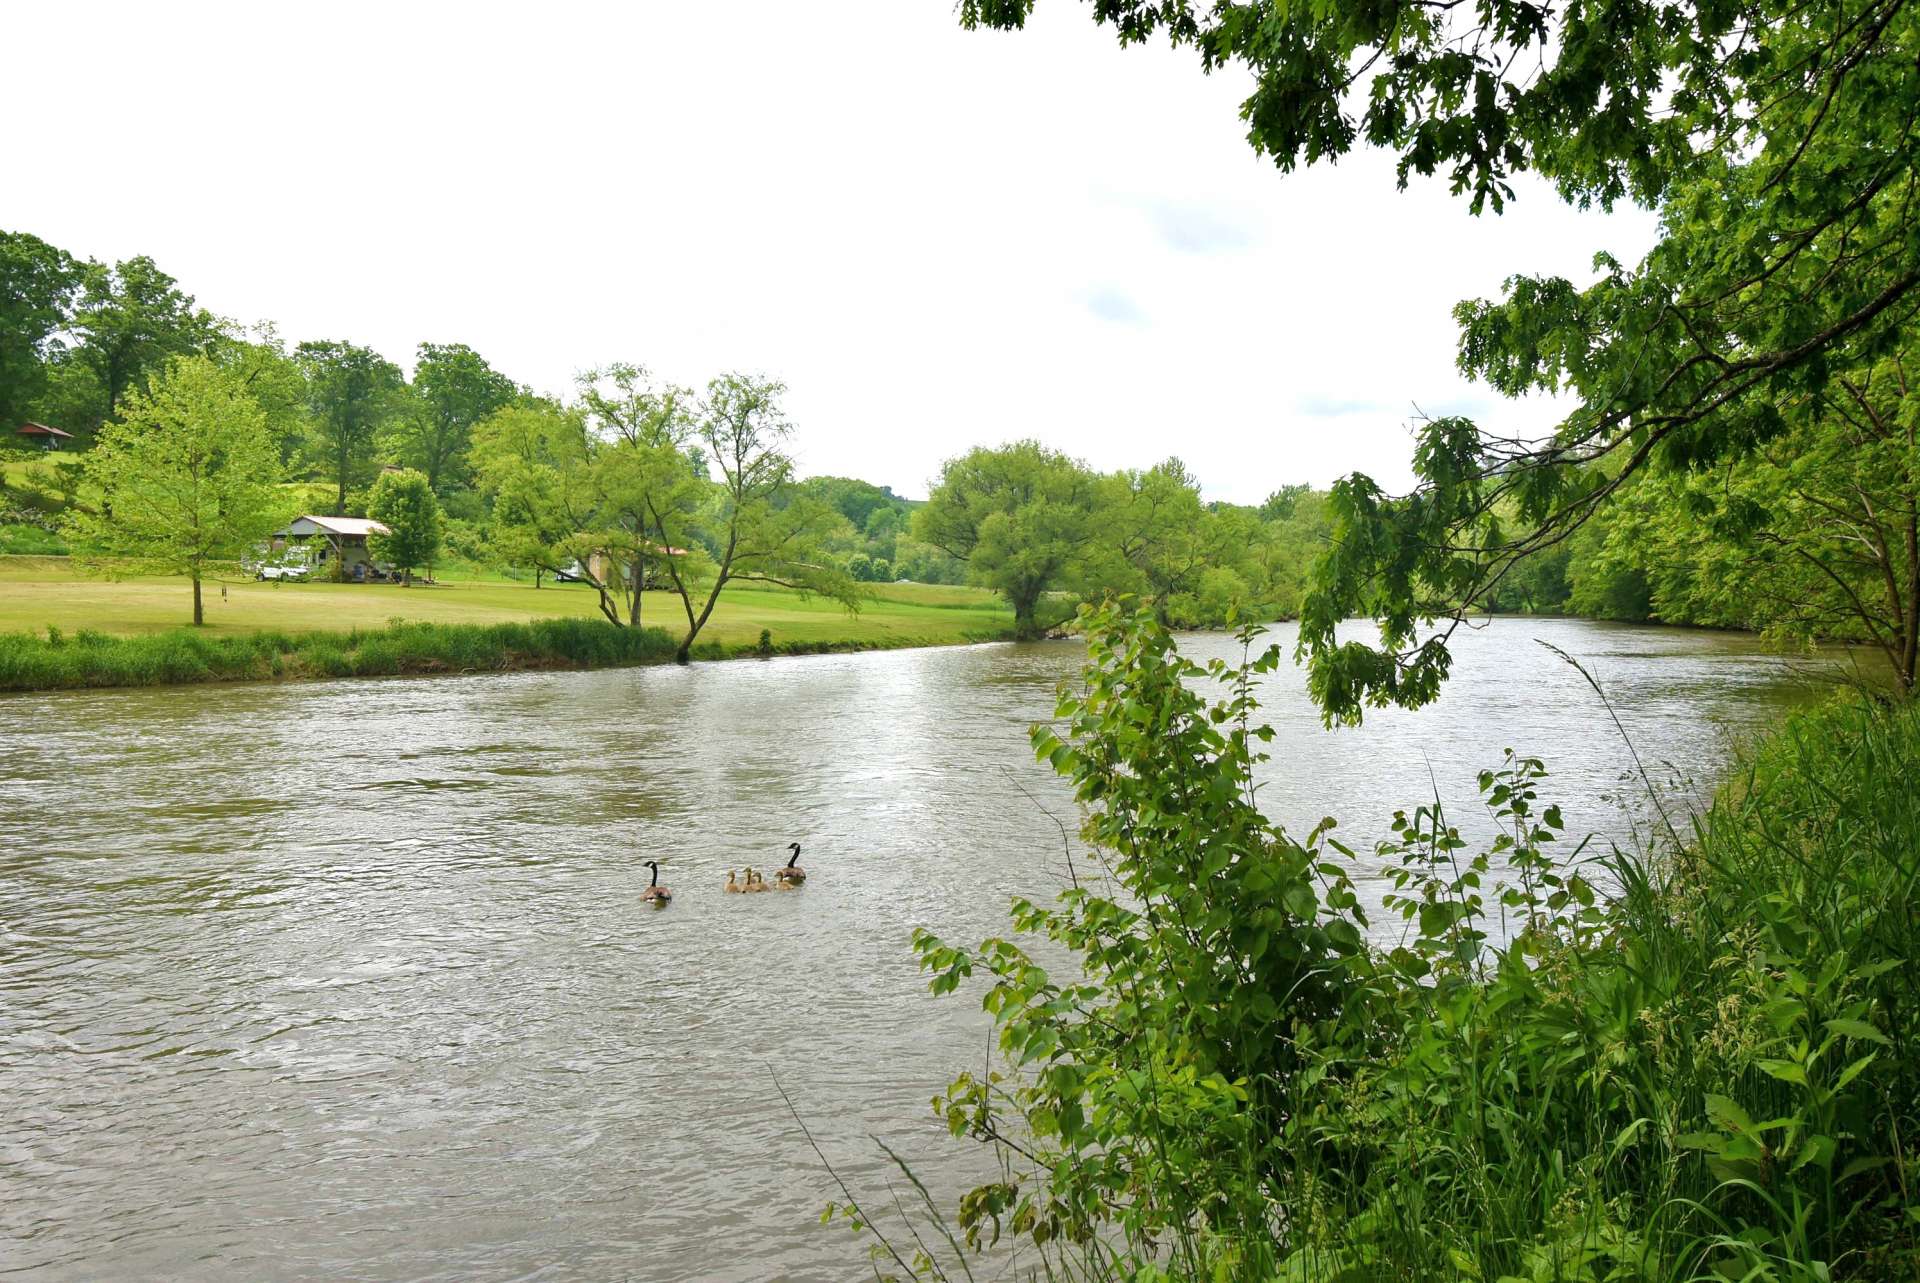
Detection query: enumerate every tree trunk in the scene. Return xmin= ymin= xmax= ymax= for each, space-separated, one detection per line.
xmin=629 ymin=558 xmax=643 ymax=628
xmin=192 ymin=574 xmax=204 ymax=627
xmin=1012 ymin=592 xmax=1039 ymax=641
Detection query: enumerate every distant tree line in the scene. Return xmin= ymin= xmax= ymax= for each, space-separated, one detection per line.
xmin=1 ymin=228 xmax=1346 ymax=641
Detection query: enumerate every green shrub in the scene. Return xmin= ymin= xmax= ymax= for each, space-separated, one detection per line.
xmin=855 ymin=605 xmax=1919 ymax=1282
xmin=0 ymin=617 xmax=678 ymax=692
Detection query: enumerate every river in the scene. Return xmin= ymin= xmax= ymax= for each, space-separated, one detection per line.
xmin=0 ymin=620 xmax=1845 ymax=1281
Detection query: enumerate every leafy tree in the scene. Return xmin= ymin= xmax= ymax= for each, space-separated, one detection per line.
xmin=917 ymin=441 xmax=1097 ymax=638
xmin=1259 ymin=483 xmax=1311 ymax=522
xmin=645 ymin=374 xmax=862 ymax=661
xmin=1565 ymin=511 xmax=1652 ymax=622
xmin=799 ymin=475 xmax=906 ymax=529
xmin=64 ymin=355 xmax=287 ymax=625
xmin=211 ymin=324 xmax=313 ymax=469
xmin=366 ymin=467 xmax=443 ymax=586
xmin=1095 ymin=458 xmax=1213 ymax=622
xmin=972 ymin=0 xmax=1920 ymax=720
xmin=892 ymin=535 xmax=968 ymax=586
xmin=1593 ymin=355 xmax=1920 ymax=690
xmin=401 ymin=342 xmax=516 ymax=494
xmin=471 ymin=402 xmax=588 ymax=588
xmin=566 ymin=364 xmax=705 ymax=628
xmin=68 ymin=255 xmax=219 ymax=429
xmin=863 ymin=504 xmax=906 ymax=564
xmin=296 ymin=340 xmax=405 ymax=516
xmin=0 ymin=230 xmax=83 ymax=431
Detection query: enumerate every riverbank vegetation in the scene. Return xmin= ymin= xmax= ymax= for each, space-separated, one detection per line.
xmin=0 ymin=606 xmax=1009 ymax=693
xmin=2 ymin=232 xmax=1340 ymax=639
xmin=823 ymin=0 xmax=1920 ymax=1275
xmin=858 ymin=606 xmax=1919 ymax=1281
xmin=0 ymin=617 xmax=681 ymax=692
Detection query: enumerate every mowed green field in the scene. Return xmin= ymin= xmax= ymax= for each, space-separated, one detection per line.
xmin=0 ymin=557 xmax=1014 ymax=647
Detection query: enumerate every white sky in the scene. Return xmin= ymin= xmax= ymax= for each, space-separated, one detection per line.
xmin=4 ymin=2 xmax=1657 ymax=503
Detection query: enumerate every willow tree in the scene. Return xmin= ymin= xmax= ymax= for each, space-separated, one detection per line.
xmin=643 ymin=374 xmax=862 ymax=661
xmin=65 ymin=355 xmax=287 ymax=625
xmin=916 ymin=441 xmax=1097 ymax=639
xmin=569 ymin=364 xmax=706 ymax=631
xmin=969 ymin=0 xmax=1920 ymax=719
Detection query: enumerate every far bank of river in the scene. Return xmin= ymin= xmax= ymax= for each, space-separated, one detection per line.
xmin=0 ymin=619 xmax=1853 ymax=1281
xmin=0 ymin=614 xmax=1019 ymax=695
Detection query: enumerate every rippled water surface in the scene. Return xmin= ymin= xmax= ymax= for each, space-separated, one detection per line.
xmin=0 ymin=621 xmax=1842 ymax=1281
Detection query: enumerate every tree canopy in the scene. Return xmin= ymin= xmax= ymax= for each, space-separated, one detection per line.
xmin=402 ymin=342 xmax=516 ymax=495
xmin=296 ymin=340 xmax=406 ymax=516
xmin=367 ymin=468 xmax=445 ymax=585
xmin=0 ymin=231 xmax=83 ymax=431
xmin=969 ymin=0 xmax=1920 ymax=719
xmin=917 ymin=441 xmax=1100 ymax=639
xmin=63 ymin=355 xmax=287 ymax=625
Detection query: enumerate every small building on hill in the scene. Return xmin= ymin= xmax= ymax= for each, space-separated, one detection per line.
xmin=15 ymin=422 xmax=74 ymax=451
xmin=270 ymin=515 xmax=393 ymax=580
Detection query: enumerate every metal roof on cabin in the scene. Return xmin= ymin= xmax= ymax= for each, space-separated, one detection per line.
xmin=15 ymin=422 xmax=74 ymax=438
xmin=285 ymin=515 xmax=391 ymax=537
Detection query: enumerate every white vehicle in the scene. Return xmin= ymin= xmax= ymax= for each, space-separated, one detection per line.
xmin=245 ymin=550 xmax=312 ymax=581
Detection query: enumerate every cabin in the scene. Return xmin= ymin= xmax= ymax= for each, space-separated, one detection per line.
xmin=270 ymin=515 xmax=393 ymax=580
xmin=14 ymin=422 xmax=74 ymax=452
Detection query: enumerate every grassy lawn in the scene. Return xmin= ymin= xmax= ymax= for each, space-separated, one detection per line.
xmin=0 ymin=556 xmax=1014 ymax=647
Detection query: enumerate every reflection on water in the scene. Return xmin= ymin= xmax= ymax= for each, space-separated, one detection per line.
xmin=0 ymin=620 xmax=1841 ymax=1281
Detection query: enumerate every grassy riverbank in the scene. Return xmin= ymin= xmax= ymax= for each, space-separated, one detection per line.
xmin=0 ymin=556 xmax=1012 ymax=643
xmin=0 ymin=557 xmax=1018 ymax=693
xmin=0 ymin=613 xmax=1007 ymax=694
xmin=884 ymin=607 xmax=1920 ymax=1281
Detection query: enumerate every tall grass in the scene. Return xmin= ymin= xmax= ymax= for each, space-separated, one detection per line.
xmin=0 ymin=617 xmax=678 ymax=692
xmin=846 ymin=605 xmax=1919 ymax=1282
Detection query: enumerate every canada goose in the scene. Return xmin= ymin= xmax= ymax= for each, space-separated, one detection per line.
xmin=773 ymin=842 xmax=806 ymax=885
xmin=743 ymin=867 xmax=771 ymax=893
xmin=640 ymin=860 xmax=671 ymax=905
xmin=724 ymin=870 xmax=744 ymax=894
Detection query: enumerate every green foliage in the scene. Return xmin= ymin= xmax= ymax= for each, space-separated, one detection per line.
xmin=401 ymin=341 xmax=515 ymax=494
xmin=862 ymin=607 xmax=1920 ymax=1281
xmin=471 ymin=401 xmax=588 ymax=587
xmin=366 ymin=467 xmax=444 ymax=582
xmin=213 ymin=325 xmax=316 ymax=470
xmin=916 ymin=441 xmax=1100 ymax=638
xmin=65 ymin=254 xmax=220 ymax=430
xmin=296 ymin=339 xmax=406 ymax=515
xmin=62 ymin=355 xmax=289 ymax=625
xmin=966 ymin=0 xmax=1920 ymax=722
xmin=0 ymin=616 xmax=677 ymax=692
xmin=0 ymin=230 xmax=84 ymax=430
xmin=650 ymin=372 xmax=865 ymax=660
xmin=1578 ymin=358 xmax=1920 ymax=689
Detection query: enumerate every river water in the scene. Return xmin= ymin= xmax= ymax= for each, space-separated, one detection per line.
xmin=0 ymin=620 xmax=1845 ymax=1281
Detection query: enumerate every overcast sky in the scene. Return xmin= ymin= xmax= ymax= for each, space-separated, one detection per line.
xmin=6 ymin=2 xmax=1656 ymax=503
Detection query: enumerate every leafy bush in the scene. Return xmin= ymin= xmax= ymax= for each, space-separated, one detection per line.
xmin=0 ymin=523 xmax=70 ymax=554
xmin=0 ymin=617 xmax=678 ymax=692
xmin=850 ymin=605 xmax=1919 ymax=1282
